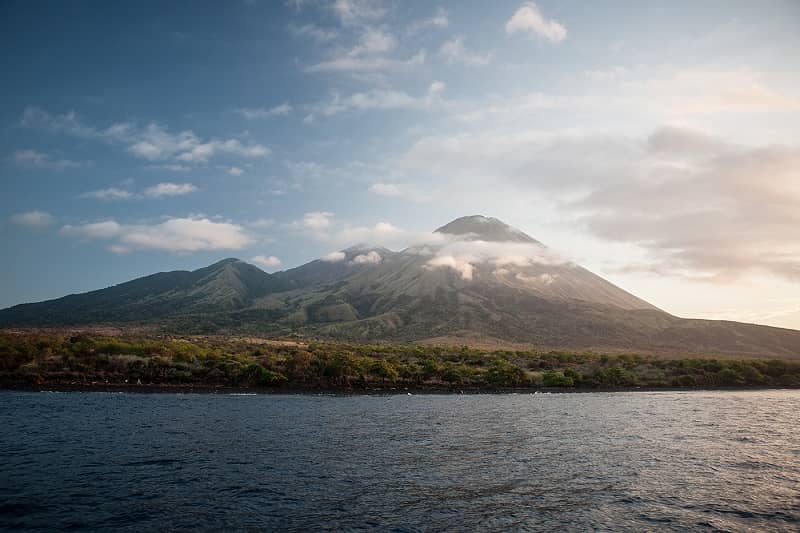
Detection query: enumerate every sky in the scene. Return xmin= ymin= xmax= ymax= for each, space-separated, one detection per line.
xmin=1 ymin=0 xmax=799 ymax=329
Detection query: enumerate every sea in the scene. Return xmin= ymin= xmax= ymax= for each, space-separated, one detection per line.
xmin=1 ymin=390 xmax=798 ymax=532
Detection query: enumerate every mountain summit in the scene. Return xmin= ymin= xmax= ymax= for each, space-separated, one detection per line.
xmin=435 ymin=215 xmax=540 ymax=243
xmin=2 ymin=215 xmax=799 ymax=358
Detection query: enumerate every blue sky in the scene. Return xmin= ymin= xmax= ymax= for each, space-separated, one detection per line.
xmin=2 ymin=0 xmax=800 ymax=328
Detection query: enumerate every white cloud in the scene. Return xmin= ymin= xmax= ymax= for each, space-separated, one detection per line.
xmin=289 ymin=23 xmax=339 ymax=42
xmin=351 ymin=28 xmax=396 ymax=56
xmin=11 ymin=210 xmax=53 ymax=229
xmin=351 ymin=250 xmax=382 ymax=264
xmin=21 ymin=107 xmax=270 ymax=164
xmin=406 ymin=7 xmax=448 ymax=34
xmin=368 ymin=183 xmax=401 ymax=196
xmin=337 ymin=221 xmax=402 ymax=244
xmin=227 ymin=166 xmax=244 ymax=176
xmin=401 ymin=122 xmax=800 ymax=282
xmin=298 ymin=216 xmax=446 ymax=251
xmin=367 ymin=182 xmax=431 ymax=202
xmin=21 ymin=107 xmax=97 ymax=138
xmin=12 ymin=149 xmax=83 ymax=170
xmin=571 ymin=128 xmax=800 ymax=282
xmin=251 ymin=255 xmax=282 ymax=269
xmin=143 ymin=182 xmax=198 ymax=198
xmin=235 ymin=103 xmax=292 ymax=119
xmin=332 ymin=0 xmax=386 ymax=26
xmin=399 ymin=128 xmax=640 ymax=191
xmin=60 ymin=220 xmax=123 ymax=239
xmin=421 ymin=239 xmax=565 ymax=282
xmin=425 ymin=255 xmax=474 ymax=280
xmin=305 ymin=19 xmax=426 ymax=74
xmin=307 ymin=81 xmax=445 ymax=119
xmin=79 ymin=188 xmax=133 ymax=200
xmin=297 ymin=211 xmax=335 ymax=230
xmin=247 ymin=218 xmax=275 ymax=229
xmin=438 ymin=36 xmax=492 ymax=66
xmin=322 ymin=251 xmax=347 ymax=262
xmin=149 ymin=164 xmax=191 ymax=172
xmin=585 ymin=66 xmax=629 ymax=82
xmin=306 ymin=49 xmax=425 ymax=74
xmin=61 ymin=217 xmax=251 ymax=253
xmin=505 ymin=2 xmax=567 ymax=43
xmin=569 ymin=66 xmax=800 ymax=118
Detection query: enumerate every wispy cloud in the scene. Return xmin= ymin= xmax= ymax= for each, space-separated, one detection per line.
xmin=306 ymin=48 xmax=425 ymax=74
xmin=11 ymin=210 xmax=53 ymax=229
xmin=79 ymin=188 xmax=134 ymax=200
xmin=406 ymin=6 xmax=448 ymax=35
xmin=438 ymin=36 xmax=492 ymax=67
xmin=128 ymin=125 xmax=269 ymax=162
xmin=79 ymin=182 xmax=198 ymax=200
xmin=288 ymin=23 xmax=339 ymax=42
xmin=247 ymin=218 xmax=275 ymax=229
xmin=21 ymin=107 xmax=270 ymax=164
xmin=305 ymin=23 xmax=426 ymax=74
xmin=147 ymin=164 xmax=191 ymax=172
xmin=305 ymin=81 xmax=445 ymax=120
xmin=11 ymin=149 xmax=85 ymax=170
xmin=368 ymin=182 xmax=430 ymax=202
xmin=235 ymin=103 xmax=292 ymax=119
xmin=143 ymin=182 xmax=198 ymax=198
xmin=60 ymin=216 xmax=251 ymax=254
xmin=331 ymin=0 xmax=387 ymax=27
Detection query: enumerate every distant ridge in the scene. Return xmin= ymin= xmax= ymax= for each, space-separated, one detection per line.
xmin=2 ymin=215 xmax=800 ymax=359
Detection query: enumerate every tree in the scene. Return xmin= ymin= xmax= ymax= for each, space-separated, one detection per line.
xmin=485 ymin=358 xmax=527 ymax=387
xmin=370 ymin=359 xmax=399 ymax=383
xmin=541 ymin=371 xmax=574 ymax=387
xmin=240 ymin=363 xmax=287 ymax=387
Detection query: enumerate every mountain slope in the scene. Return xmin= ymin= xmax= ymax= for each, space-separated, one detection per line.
xmin=0 ymin=258 xmax=284 ymax=325
xmin=1 ymin=216 xmax=799 ymax=359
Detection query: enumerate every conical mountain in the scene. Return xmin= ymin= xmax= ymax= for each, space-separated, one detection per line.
xmin=2 ymin=216 xmax=800 ymax=358
xmin=435 ymin=215 xmax=541 ymax=243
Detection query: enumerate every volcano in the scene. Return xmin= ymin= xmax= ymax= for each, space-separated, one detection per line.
xmin=2 ymin=215 xmax=799 ymax=359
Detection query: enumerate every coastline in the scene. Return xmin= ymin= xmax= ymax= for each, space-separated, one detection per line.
xmin=2 ymin=382 xmax=796 ymax=395
xmin=4 ymin=331 xmax=799 ymax=393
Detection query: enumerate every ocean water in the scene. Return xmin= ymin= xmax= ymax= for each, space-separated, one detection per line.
xmin=0 ymin=390 xmax=798 ymax=532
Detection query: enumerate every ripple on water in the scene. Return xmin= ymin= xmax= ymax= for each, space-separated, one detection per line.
xmin=0 ymin=390 xmax=798 ymax=532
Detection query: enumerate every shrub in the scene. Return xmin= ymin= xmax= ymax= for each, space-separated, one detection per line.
xmin=541 ymin=371 xmax=574 ymax=387
xmin=239 ymin=363 xmax=287 ymax=387
xmin=370 ymin=359 xmax=399 ymax=383
xmin=485 ymin=358 xmax=527 ymax=387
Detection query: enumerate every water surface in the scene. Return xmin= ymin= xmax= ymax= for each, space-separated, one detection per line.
xmin=1 ymin=390 xmax=798 ymax=531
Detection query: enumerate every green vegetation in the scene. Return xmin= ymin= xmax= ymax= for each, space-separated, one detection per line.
xmin=1 ymin=331 xmax=799 ymax=391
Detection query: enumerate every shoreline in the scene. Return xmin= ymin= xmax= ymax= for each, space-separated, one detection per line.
xmin=2 ymin=382 xmax=795 ymax=395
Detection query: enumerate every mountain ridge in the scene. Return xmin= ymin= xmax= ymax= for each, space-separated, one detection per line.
xmin=2 ymin=216 xmax=799 ymax=359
